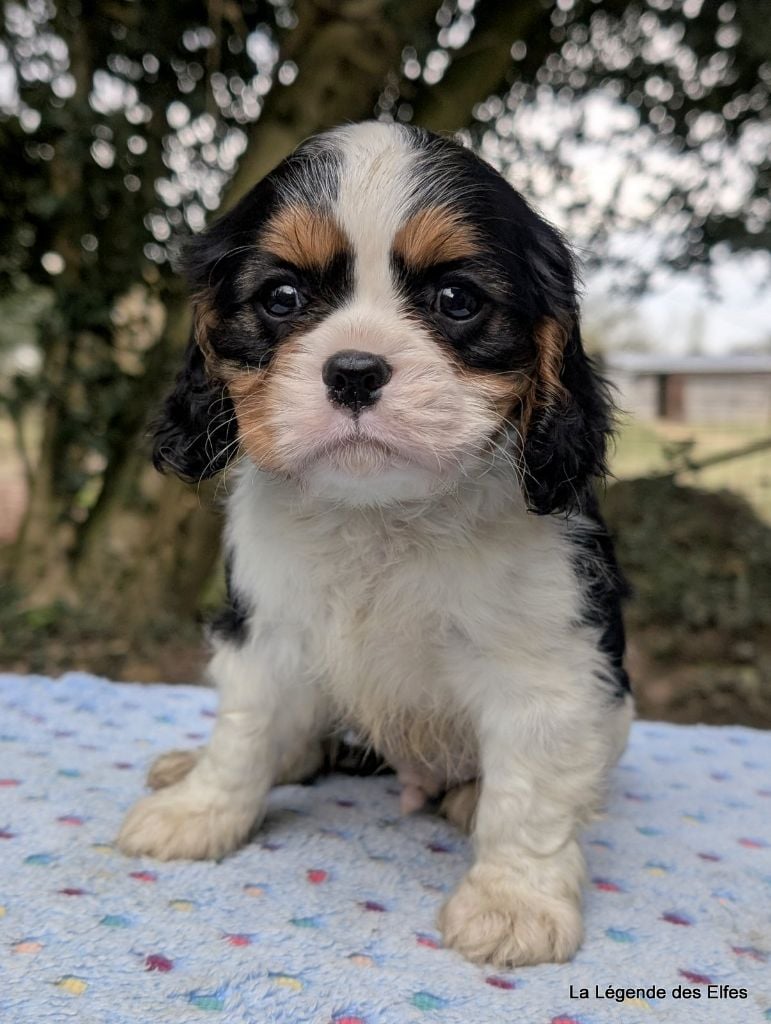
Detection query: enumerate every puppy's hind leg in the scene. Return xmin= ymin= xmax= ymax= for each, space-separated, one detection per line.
xmin=147 ymin=749 xmax=201 ymax=790
xmin=147 ymin=734 xmax=325 ymax=793
xmin=117 ymin=629 xmax=327 ymax=862
xmin=439 ymin=780 xmax=480 ymax=834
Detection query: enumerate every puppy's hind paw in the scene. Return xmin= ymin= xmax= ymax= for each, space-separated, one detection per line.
xmin=439 ymin=865 xmax=583 ymax=966
xmin=116 ymin=782 xmax=260 ymax=862
xmin=146 ymin=748 xmax=200 ymax=790
xmin=439 ymin=780 xmax=479 ymax=834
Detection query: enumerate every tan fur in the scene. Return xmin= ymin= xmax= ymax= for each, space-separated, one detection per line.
xmin=192 ymin=296 xmax=251 ymax=384
xmin=191 ymin=298 xmax=221 ymax=369
xmin=147 ymin=749 xmax=200 ymax=790
xmin=534 ymin=317 xmax=570 ymax=406
xmin=274 ymin=738 xmax=325 ymax=784
xmin=393 ymin=206 xmax=479 ymax=269
xmin=454 ymin=362 xmax=531 ymax=427
xmin=260 ymin=205 xmax=348 ymax=269
xmin=117 ymin=123 xmax=631 ymax=968
xmin=226 ymin=369 xmax=276 ymax=467
xmin=440 ymin=779 xmax=480 ymax=834
xmin=518 ymin=316 xmax=570 ymax=431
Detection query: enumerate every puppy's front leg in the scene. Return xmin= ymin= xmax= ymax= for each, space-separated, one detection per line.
xmin=440 ymin=695 xmax=617 ymax=966
xmin=117 ymin=633 xmax=325 ymax=861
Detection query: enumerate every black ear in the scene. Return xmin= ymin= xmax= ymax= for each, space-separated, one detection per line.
xmin=522 ymin=320 xmax=613 ymax=515
xmin=518 ymin=222 xmax=614 ymax=516
xmin=151 ymin=168 xmax=288 ymax=483
xmin=175 ymin=172 xmax=280 ymax=296
xmin=151 ymin=335 xmax=238 ymax=482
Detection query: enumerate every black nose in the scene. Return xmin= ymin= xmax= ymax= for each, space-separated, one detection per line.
xmin=322 ymin=350 xmax=392 ymax=412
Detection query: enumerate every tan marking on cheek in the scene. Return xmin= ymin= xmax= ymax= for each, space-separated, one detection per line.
xmin=226 ymin=340 xmax=305 ymax=471
xmin=260 ymin=206 xmax=348 ymax=269
xmin=393 ymin=206 xmax=479 ymax=270
xmin=450 ymin=350 xmax=531 ymax=426
xmin=227 ymin=370 xmax=278 ymax=469
xmin=463 ymin=367 xmax=530 ymax=419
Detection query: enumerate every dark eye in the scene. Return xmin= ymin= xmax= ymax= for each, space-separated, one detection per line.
xmin=436 ymin=284 xmax=480 ymax=321
xmin=261 ymin=283 xmax=305 ymax=317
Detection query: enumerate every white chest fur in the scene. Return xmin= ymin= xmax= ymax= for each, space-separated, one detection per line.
xmin=224 ymin=465 xmax=603 ymax=787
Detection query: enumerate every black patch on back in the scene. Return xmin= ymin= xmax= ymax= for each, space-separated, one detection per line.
xmin=570 ymin=491 xmax=632 ymax=698
xmin=209 ymin=555 xmax=252 ymax=645
xmin=320 ymin=735 xmax=394 ymax=777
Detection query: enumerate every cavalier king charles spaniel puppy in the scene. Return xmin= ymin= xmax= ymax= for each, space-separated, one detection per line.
xmin=117 ymin=121 xmax=633 ymax=967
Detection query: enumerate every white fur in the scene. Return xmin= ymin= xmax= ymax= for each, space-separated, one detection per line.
xmin=117 ymin=122 xmax=633 ymax=966
xmin=118 ymin=463 xmax=632 ymax=963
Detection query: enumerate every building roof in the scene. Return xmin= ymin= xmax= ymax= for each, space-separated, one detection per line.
xmin=604 ymin=353 xmax=771 ymax=376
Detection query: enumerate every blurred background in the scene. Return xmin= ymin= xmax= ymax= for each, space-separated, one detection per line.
xmin=1 ymin=0 xmax=769 ymax=725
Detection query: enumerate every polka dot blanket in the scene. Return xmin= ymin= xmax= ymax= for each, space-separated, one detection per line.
xmin=1 ymin=672 xmax=769 ymax=1023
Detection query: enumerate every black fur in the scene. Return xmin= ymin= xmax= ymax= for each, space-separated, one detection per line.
xmin=153 ymin=143 xmax=347 ymax=480
xmin=521 ymin=325 xmax=614 ymax=516
xmin=155 ymin=124 xmax=613 ymax=513
xmin=401 ymin=127 xmax=615 ymax=516
xmin=209 ymin=554 xmax=252 ymax=644
xmin=151 ymin=337 xmax=237 ymax=482
xmin=570 ymin=492 xmax=632 ymax=697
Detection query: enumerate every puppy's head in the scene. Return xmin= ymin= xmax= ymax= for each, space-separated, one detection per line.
xmin=154 ymin=122 xmax=612 ymax=511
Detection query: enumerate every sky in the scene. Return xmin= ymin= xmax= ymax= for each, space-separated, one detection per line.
xmin=585 ymin=250 xmax=771 ymax=356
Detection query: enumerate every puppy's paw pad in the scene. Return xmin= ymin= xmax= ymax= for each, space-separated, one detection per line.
xmin=146 ymin=749 xmax=199 ymax=790
xmin=116 ymin=785 xmax=258 ymax=862
xmin=439 ymin=872 xmax=582 ymax=966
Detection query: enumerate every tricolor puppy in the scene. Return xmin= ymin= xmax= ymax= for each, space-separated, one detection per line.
xmin=118 ymin=122 xmax=633 ymax=967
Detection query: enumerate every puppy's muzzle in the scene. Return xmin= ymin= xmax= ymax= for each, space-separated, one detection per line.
xmin=322 ymin=349 xmax=392 ymax=413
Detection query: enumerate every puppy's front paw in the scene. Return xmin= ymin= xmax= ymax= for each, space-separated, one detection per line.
xmin=439 ymin=864 xmax=583 ymax=966
xmin=116 ymin=782 xmax=261 ymax=861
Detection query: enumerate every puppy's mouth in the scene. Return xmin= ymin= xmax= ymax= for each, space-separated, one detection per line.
xmin=295 ymin=424 xmax=410 ymax=475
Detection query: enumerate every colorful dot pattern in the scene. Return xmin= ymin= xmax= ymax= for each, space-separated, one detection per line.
xmin=0 ymin=672 xmax=769 ymax=1023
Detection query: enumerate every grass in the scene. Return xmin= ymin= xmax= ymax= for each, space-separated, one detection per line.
xmin=611 ymin=416 xmax=771 ymax=523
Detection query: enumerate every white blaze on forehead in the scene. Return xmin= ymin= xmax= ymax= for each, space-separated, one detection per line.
xmin=329 ymin=122 xmax=417 ymax=309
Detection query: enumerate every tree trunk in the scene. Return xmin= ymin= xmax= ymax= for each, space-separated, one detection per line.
xmin=11 ymin=332 xmax=79 ymax=603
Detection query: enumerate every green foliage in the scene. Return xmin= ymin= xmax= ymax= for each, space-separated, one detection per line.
xmin=604 ymin=476 xmax=771 ymax=637
xmin=0 ymin=580 xmax=202 ymax=678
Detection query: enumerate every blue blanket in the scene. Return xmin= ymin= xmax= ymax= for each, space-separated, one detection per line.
xmin=1 ymin=672 xmax=769 ymax=1023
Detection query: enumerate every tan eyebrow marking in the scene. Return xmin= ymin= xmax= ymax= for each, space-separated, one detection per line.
xmin=260 ymin=205 xmax=349 ymax=269
xmin=392 ymin=206 xmax=480 ymax=270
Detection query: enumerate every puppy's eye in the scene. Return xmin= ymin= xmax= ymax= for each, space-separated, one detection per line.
xmin=261 ymin=283 xmax=305 ymax=317
xmin=436 ymin=285 xmax=480 ymax=321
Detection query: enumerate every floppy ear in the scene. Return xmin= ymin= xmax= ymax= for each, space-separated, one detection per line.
xmin=150 ymin=183 xmax=276 ymax=482
xmin=151 ymin=335 xmax=238 ymax=482
xmin=519 ymin=229 xmax=614 ymax=515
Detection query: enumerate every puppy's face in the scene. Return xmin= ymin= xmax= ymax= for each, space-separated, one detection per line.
xmin=157 ymin=123 xmax=611 ymax=512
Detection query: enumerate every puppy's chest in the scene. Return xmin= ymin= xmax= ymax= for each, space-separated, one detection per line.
xmin=321 ymin=540 xmax=446 ymax=689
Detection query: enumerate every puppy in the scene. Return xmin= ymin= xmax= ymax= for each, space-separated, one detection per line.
xmin=118 ymin=122 xmax=633 ymax=967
